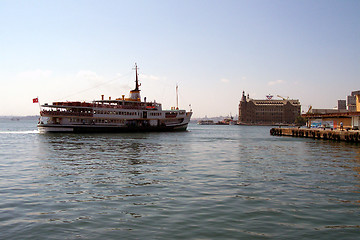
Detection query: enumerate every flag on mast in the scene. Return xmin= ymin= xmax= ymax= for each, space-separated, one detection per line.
xmin=33 ymin=97 xmax=41 ymax=111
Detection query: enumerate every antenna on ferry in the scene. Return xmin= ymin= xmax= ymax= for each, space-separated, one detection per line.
xmin=133 ymin=63 xmax=141 ymax=91
xmin=176 ymin=84 xmax=179 ymax=110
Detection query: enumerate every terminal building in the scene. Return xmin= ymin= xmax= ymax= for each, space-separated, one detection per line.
xmin=238 ymin=91 xmax=301 ymax=125
xmin=303 ymin=90 xmax=360 ymax=130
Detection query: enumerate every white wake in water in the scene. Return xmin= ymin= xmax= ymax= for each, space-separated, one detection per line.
xmin=0 ymin=130 xmax=39 ymax=134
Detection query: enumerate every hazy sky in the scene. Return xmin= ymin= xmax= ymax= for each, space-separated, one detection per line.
xmin=1 ymin=0 xmax=359 ymax=117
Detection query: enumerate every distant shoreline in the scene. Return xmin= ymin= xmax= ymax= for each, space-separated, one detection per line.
xmin=0 ymin=115 xmax=39 ymax=120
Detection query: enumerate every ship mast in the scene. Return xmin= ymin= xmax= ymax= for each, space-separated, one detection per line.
xmin=128 ymin=63 xmax=141 ymax=101
xmin=133 ymin=63 xmax=140 ymax=91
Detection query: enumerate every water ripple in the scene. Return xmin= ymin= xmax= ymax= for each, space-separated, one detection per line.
xmin=1 ymin=122 xmax=360 ymax=239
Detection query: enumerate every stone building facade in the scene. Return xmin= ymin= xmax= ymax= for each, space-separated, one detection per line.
xmin=238 ymin=91 xmax=301 ymax=125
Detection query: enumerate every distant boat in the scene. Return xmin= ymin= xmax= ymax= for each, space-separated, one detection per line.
xmin=197 ymin=120 xmax=215 ymax=125
xmin=228 ymin=120 xmax=236 ymax=125
xmin=38 ymin=64 xmax=193 ymax=133
xmin=216 ymin=116 xmax=237 ymax=125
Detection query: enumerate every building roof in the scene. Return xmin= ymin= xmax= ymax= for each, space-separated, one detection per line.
xmin=248 ymin=99 xmax=300 ymax=106
xmin=303 ymin=111 xmax=360 ymax=118
xmin=351 ymin=90 xmax=360 ymax=96
xmin=309 ymin=109 xmax=348 ymax=114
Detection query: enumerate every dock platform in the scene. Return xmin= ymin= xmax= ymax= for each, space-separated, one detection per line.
xmin=270 ymin=128 xmax=360 ymax=142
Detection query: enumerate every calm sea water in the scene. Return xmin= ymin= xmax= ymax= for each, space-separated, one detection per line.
xmin=1 ymin=118 xmax=360 ymax=239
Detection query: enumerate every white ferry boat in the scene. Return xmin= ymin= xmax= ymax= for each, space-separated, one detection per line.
xmin=38 ymin=64 xmax=192 ymax=133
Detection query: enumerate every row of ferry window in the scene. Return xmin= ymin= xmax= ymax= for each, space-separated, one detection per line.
xmin=93 ymin=110 xmax=163 ymax=117
xmin=69 ymin=118 xmax=125 ymax=124
xmin=95 ymin=119 xmax=125 ymax=124
xmin=94 ymin=110 xmax=138 ymax=115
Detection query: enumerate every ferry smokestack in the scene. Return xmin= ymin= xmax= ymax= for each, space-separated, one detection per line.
xmin=109 ymin=96 xmax=111 ymax=100
xmin=101 ymin=95 xmax=104 ymax=100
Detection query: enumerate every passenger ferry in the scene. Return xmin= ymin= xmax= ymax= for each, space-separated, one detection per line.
xmin=38 ymin=64 xmax=192 ymax=133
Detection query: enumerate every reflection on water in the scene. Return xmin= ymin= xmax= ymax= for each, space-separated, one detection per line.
xmin=38 ymin=133 xmax=177 ymax=198
xmin=1 ymin=122 xmax=360 ymax=239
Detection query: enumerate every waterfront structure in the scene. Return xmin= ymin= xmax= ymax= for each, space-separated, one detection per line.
xmin=270 ymin=127 xmax=360 ymax=143
xmin=38 ymin=64 xmax=192 ymax=133
xmin=238 ymin=91 xmax=301 ymax=125
xmin=347 ymin=91 xmax=358 ymax=111
xmin=302 ymin=111 xmax=360 ymax=130
xmin=338 ymin=100 xmax=346 ymax=110
xmin=303 ymin=90 xmax=360 ymax=130
xmin=354 ymin=90 xmax=360 ymax=112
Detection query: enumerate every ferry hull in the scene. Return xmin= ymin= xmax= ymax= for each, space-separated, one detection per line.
xmin=37 ymin=123 xmax=189 ymax=133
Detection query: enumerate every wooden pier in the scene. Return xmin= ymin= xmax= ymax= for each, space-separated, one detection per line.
xmin=270 ymin=128 xmax=360 ymax=142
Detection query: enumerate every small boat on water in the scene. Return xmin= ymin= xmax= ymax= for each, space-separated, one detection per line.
xmin=216 ymin=116 xmax=237 ymax=125
xmin=38 ymin=64 xmax=192 ymax=133
xmin=197 ymin=120 xmax=215 ymax=125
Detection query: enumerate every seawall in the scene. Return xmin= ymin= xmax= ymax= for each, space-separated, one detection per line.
xmin=270 ymin=127 xmax=360 ymax=142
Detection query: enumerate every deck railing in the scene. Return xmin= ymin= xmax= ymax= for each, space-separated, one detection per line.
xmin=41 ymin=110 xmax=93 ymax=117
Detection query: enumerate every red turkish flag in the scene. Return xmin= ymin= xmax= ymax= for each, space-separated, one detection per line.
xmin=33 ymin=98 xmax=38 ymax=103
